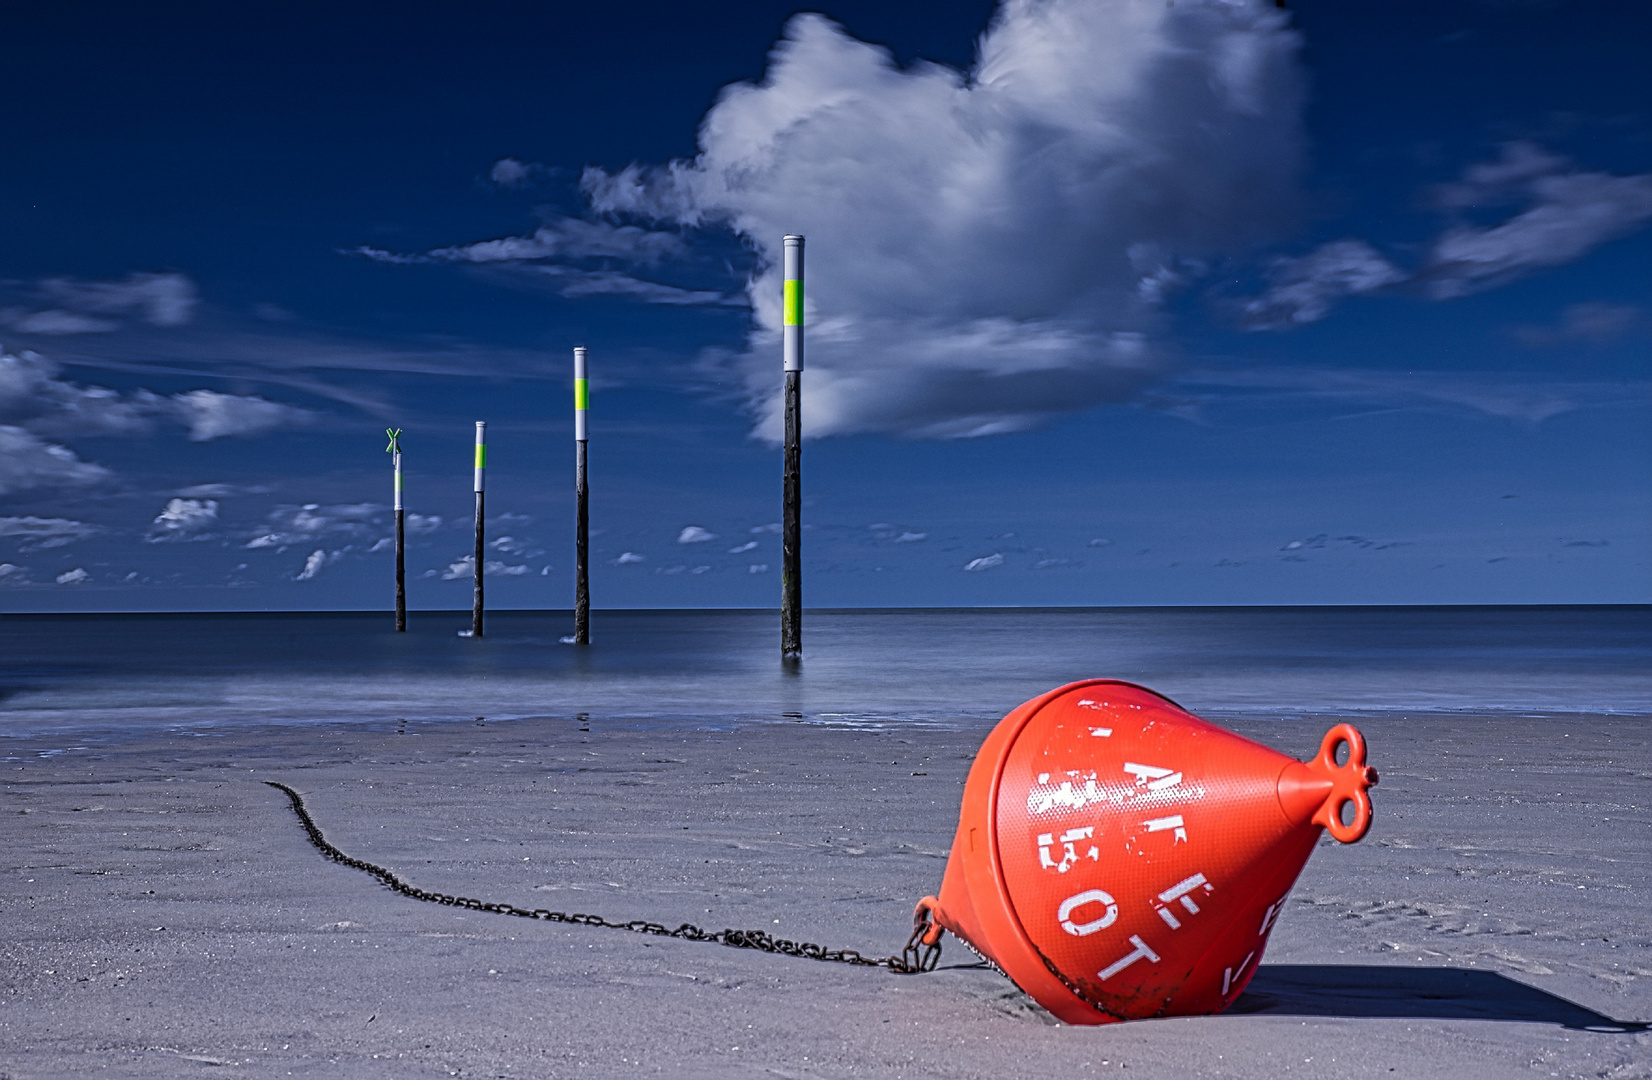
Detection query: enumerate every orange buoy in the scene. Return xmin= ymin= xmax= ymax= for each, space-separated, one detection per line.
xmin=914 ymin=679 xmax=1377 ymax=1024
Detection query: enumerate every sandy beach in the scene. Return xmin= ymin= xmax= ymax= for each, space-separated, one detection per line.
xmin=2 ymin=710 xmax=1647 ymax=1078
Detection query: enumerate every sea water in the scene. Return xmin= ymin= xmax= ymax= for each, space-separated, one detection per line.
xmin=0 ymin=606 xmax=1647 ymax=740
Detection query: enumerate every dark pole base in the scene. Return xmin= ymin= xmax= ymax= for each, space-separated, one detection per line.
xmin=574 ymin=440 xmax=590 ymax=645
xmin=394 ymin=508 xmax=406 ymax=632
xmin=781 ymin=369 xmax=802 ymax=659
xmin=472 ymin=490 xmax=485 ymax=639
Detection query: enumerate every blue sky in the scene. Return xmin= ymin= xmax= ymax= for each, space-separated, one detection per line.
xmin=1 ymin=0 xmax=1647 ymax=610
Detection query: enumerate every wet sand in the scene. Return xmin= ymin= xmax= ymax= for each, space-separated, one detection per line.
xmin=2 ymin=713 xmax=1648 ymax=1078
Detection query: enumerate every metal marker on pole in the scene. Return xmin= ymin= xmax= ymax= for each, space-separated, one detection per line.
xmin=781 ymin=234 xmax=804 ymax=660
xmin=573 ymin=347 xmax=590 ymax=645
xmin=472 ymin=421 xmax=486 ymax=639
xmin=387 ymin=428 xmax=405 ymax=632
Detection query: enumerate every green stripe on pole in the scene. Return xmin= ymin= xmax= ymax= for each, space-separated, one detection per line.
xmin=784 ymin=279 xmax=803 ymax=327
xmin=574 ymin=379 xmax=589 ymax=410
xmin=475 ymin=444 xmax=487 ymax=468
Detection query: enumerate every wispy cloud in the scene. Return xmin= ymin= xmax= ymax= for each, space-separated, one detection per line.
xmin=1424 ymin=142 xmax=1652 ymax=299
xmin=54 ymin=567 xmax=90 ymax=585
xmin=0 ymin=425 xmax=109 ymax=496
xmin=489 ymin=157 xmax=537 ymax=188
xmin=963 ymin=553 xmax=1004 ymax=571
xmin=0 ymin=272 xmax=198 ymax=336
xmin=677 ymin=525 xmax=716 ymax=544
xmin=0 ymin=516 xmax=100 ymax=551
xmin=1241 ymin=240 xmax=1406 ymax=329
xmin=1509 ymin=302 xmax=1641 ymax=347
xmin=170 ymin=390 xmax=310 ymax=441
xmin=1 ymin=347 xmax=312 ymax=442
xmin=350 ymin=217 xmax=740 ymax=308
xmin=1176 ymin=366 xmax=1652 ymax=423
xmin=1242 ymin=143 xmax=1652 ymax=326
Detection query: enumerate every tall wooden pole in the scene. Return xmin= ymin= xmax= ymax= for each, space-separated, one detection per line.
xmin=388 ymin=428 xmax=405 ymax=632
xmin=781 ymin=234 xmax=804 ymax=660
xmin=573 ymin=347 xmax=590 ymax=645
xmin=472 ymin=420 xmax=486 ymax=639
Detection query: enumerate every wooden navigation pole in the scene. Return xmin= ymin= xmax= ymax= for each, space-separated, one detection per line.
xmin=573 ymin=346 xmax=590 ymax=645
xmin=472 ymin=420 xmax=486 ymax=639
xmin=387 ymin=428 xmax=405 ymax=631
xmin=781 ymin=234 xmax=804 ymax=660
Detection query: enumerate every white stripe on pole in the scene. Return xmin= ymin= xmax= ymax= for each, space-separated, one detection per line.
xmin=473 ymin=421 xmax=487 ymax=492
xmin=574 ymin=347 xmax=589 ymax=443
xmin=393 ymin=450 xmax=403 ymax=511
xmin=783 ymin=235 xmax=804 ymax=373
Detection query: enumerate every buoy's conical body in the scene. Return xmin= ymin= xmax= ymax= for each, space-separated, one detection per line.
xmin=918 ymin=680 xmax=1376 ymax=1024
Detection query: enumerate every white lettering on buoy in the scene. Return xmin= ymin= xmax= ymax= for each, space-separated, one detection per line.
xmin=1222 ymin=951 xmax=1255 ymax=996
xmin=1153 ymin=872 xmax=1213 ymax=929
xmin=1097 ymin=935 xmax=1161 ymax=981
xmin=1026 ymin=772 xmax=1107 ymax=814
xmin=1122 ymin=762 xmax=1184 ymax=792
xmin=1057 ymin=889 xmax=1119 ymax=936
xmin=1257 ymin=896 xmax=1287 ymax=938
xmin=1141 ymin=814 xmax=1188 ymax=844
xmin=1038 ymin=827 xmax=1099 ymax=872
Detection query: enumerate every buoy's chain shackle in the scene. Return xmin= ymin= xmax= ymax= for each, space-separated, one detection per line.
xmin=265 ymin=782 xmax=941 ymax=975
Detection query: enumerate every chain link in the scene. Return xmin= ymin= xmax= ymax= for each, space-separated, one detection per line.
xmin=266 ymin=781 xmax=941 ymax=975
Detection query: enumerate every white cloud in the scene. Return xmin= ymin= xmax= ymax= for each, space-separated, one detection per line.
xmin=437 ymin=555 xmax=474 ymax=580
xmin=406 ymin=513 xmax=443 ymax=534
xmin=0 ymin=425 xmax=110 ymax=496
xmin=584 ymin=2 xmax=1305 ymax=439
xmin=748 ymin=563 xmax=768 ymax=573
xmin=55 ymin=567 xmax=90 ymax=585
xmin=677 ymin=525 xmax=716 ymax=544
xmin=894 ymin=531 xmax=926 ymax=543
xmin=1424 ymin=143 xmax=1652 ymax=299
xmin=614 ymin=551 xmax=646 ymax=564
xmin=0 ymin=516 xmax=99 ymax=550
xmin=170 ymin=389 xmax=310 ymax=441
xmin=148 ymin=498 xmax=219 ymax=543
xmin=728 ymin=540 xmax=758 ymax=553
xmin=295 ymin=549 xmax=339 ymax=581
xmin=964 ymin=553 xmax=1005 ymax=571
xmin=1241 ymin=240 xmax=1406 ymax=329
xmin=244 ymin=503 xmax=383 ymax=548
xmin=0 ymin=563 xmax=28 ymax=585
xmin=430 ymin=553 xmax=527 ymax=579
